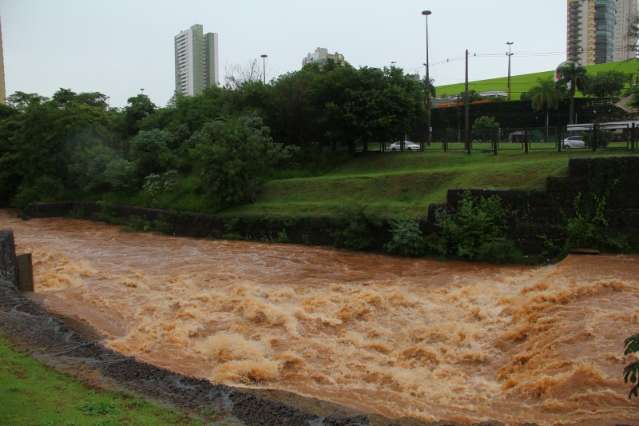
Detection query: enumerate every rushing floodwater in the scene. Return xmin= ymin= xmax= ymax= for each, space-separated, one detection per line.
xmin=3 ymin=211 xmax=639 ymax=425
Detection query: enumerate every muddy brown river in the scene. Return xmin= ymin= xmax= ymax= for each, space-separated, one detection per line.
xmin=2 ymin=211 xmax=639 ymax=425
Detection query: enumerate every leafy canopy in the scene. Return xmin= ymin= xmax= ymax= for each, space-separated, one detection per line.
xmin=189 ymin=114 xmax=296 ymax=209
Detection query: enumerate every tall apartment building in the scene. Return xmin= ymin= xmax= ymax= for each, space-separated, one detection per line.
xmin=302 ymin=48 xmax=345 ymax=67
xmin=174 ymin=24 xmax=219 ymax=97
xmin=567 ymin=0 xmax=638 ymax=65
xmin=0 ymin=17 xmax=5 ymax=104
xmin=615 ymin=0 xmax=639 ymax=61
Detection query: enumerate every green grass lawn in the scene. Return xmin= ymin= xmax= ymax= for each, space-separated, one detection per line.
xmin=0 ymin=334 xmax=205 ymax=426
xmin=436 ymin=59 xmax=639 ymax=100
xmin=221 ymin=148 xmax=639 ymax=219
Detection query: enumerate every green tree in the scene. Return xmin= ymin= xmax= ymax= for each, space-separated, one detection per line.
xmin=0 ymin=94 xmax=119 ymax=206
xmin=267 ymin=63 xmax=425 ymax=154
xmin=472 ymin=116 xmax=500 ymax=142
xmin=52 ymin=88 xmax=78 ymax=106
xmin=189 ymin=114 xmax=295 ymax=209
xmin=129 ymin=129 xmax=174 ymax=180
xmin=583 ymin=71 xmax=628 ymax=99
xmin=52 ymin=88 xmax=110 ymax=110
xmin=529 ymin=79 xmax=561 ymax=141
xmin=6 ymin=91 xmax=48 ymax=111
xmin=556 ymin=62 xmax=588 ymax=124
xmin=123 ymin=94 xmax=156 ymax=137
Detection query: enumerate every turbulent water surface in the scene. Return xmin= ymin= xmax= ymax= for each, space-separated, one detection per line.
xmin=3 ymin=211 xmax=639 ymax=425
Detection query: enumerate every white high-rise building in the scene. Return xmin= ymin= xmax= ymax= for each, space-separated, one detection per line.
xmin=174 ymin=24 xmax=219 ymax=97
xmin=614 ymin=0 xmax=639 ymax=62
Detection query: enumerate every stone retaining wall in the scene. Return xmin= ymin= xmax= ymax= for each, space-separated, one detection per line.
xmin=426 ymin=157 xmax=639 ymax=252
xmin=23 ymin=202 xmax=394 ymax=252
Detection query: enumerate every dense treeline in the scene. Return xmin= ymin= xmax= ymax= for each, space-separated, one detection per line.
xmin=0 ymin=63 xmax=427 ymax=211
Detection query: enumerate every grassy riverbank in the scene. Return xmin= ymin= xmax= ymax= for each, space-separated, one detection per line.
xmin=221 ymin=148 xmax=638 ymax=219
xmin=96 ymin=148 xmax=639 ymax=220
xmin=0 ymin=334 xmax=203 ymax=425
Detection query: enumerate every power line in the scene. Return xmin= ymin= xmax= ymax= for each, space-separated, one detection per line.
xmin=427 ymin=46 xmax=639 ymax=69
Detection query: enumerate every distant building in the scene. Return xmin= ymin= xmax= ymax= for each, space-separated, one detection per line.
xmin=567 ymin=0 xmax=638 ymax=65
xmin=0 ymin=17 xmax=5 ymax=104
xmin=302 ymin=48 xmax=345 ymax=67
xmin=614 ymin=0 xmax=639 ymax=62
xmin=174 ymin=24 xmax=219 ymax=97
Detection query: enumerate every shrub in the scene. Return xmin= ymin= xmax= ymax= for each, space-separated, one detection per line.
xmin=584 ymin=70 xmax=628 ymax=99
xmin=189 ymin=114 xmax=296 ymax=210
xmin=142 ymin=170 xmax=178 ymax=205
xmin=566 ymin=192 xmax=628 ymax=251
xmin=66 ymin=139 xmax=134 ymax=194
xmin=129 ymin=129 xmax=175 ymax=180
xmin=222 ymin=218 xmax=242 ymax=240
xmin=472 ymin=116 xmax=500 ymax=142
xmin=436 ymin=192 xmax=522 ymax=262
xmin=103 ymin=157 xmax=136 ymax=193
xmin=384 ymin=219 xmax=426 ymax=256
xmin=12 ymin=176 xmax=65 ymax=209
xmin=334 ymin=205 xmax=381 ymax=251
xmin=624 ymin=334 xmax=639 ymax=398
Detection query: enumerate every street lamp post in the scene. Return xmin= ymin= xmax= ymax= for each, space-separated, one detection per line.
xmin=260 ymin=54 xmax=268 ymax=84
xmin=422 ymin=10 xmax=432 ymax=147
xmin=506 ymin=42 xmax=514 ymax=101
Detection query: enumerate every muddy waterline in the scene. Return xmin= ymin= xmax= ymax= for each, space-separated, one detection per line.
xmin=3 ymin=211 xmax=639 ymax=425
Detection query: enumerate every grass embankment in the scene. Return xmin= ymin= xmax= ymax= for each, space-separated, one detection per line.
xmin=98 ymin=148 xmax=639 ymax=220
xmin=221 ymin=148 xmax=639 ymax=219
xmin=437 ymin=59 xmax=639 ymax=100
xmin=0 ymin=334 xmax=202 ymax=425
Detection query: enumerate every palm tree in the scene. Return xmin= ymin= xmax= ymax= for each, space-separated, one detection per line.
xmin=529 ymin=79 xmax=561 ymax=141
xmin=556 ymin=62 xmax=588 ymax=124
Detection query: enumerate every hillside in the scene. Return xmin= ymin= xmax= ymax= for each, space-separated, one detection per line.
xmin=220 ymin=148 xmax=639 ymax=219
xmin=436 ymin=59 xmax=639 ymax=100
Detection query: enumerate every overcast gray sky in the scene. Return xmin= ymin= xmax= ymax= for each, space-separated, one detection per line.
xmin=2 ymin=0 xmax=566 ymax=107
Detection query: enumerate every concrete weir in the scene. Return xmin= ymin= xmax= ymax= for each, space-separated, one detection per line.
xmin=0 ymin=229 xmax=18 ymax=287
xmin=1 ymin=229 xmax=34 ymax=292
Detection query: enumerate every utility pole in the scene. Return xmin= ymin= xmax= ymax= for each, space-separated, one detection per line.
xmin=506 ymin=42 xmax=514 ymax=101
xmin=260 ymin=54 xmax=268 ymax=84
xmin=422 ymin=10 xmax=432 ymax=147
xmin=464 ymin=49 xmax=470 ymax=154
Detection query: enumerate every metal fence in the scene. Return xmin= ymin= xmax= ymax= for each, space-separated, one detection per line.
xmin=356 ymin=125 xmax=639 ymax=154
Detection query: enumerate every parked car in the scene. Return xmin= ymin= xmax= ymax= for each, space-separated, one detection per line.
xmin=562 ymin=136 xmax=586 ymax=149
xmin=389 ymin=140 xmax=421 ymax=151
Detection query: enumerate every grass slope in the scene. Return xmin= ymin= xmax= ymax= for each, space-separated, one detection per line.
xmin=436 ymin=59 xmax=639 ymax=100
xmin=222 ymin=148 xmax=639 ymax=219
xmin=0 ymin=334 xmax=203 ymax=426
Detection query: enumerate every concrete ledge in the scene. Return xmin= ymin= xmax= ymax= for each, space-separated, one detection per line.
xmin=0 ymin=229 xmax=17 ymax=287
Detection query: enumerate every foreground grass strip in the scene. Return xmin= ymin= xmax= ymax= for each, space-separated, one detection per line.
xmin=0 ymin=334 xmax=202 ymax=426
